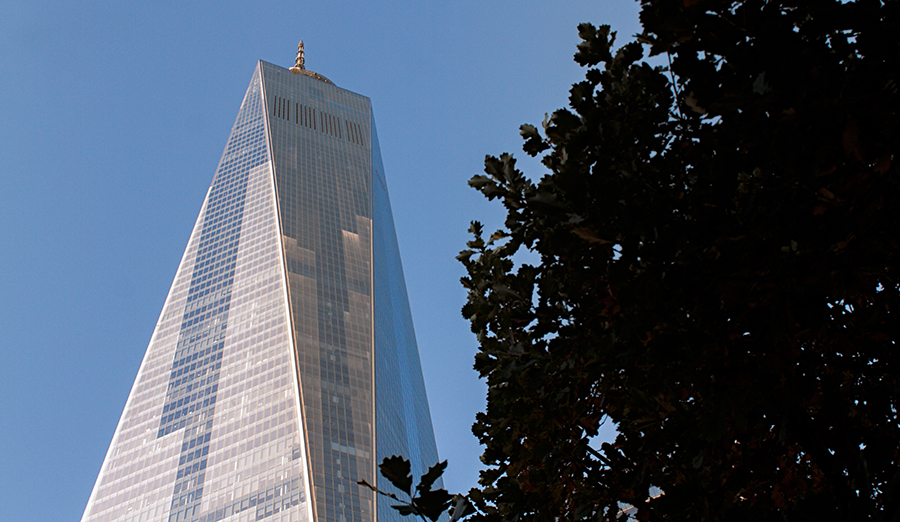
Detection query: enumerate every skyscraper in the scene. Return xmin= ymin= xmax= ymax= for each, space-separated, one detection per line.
xmin=81 ymin=44 xmax=441 ymax=522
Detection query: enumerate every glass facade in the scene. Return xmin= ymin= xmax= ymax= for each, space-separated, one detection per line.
xmin=82 ymin=61 xmax=441 ymax=522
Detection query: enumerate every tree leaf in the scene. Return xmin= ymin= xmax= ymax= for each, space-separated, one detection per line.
xmin=379 ymin=455 xmax=413 ymax=495
xmin=417 ymin=461 xmax=448 ymax=493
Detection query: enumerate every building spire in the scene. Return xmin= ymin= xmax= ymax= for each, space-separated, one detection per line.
xmin=288 ymin=39 xmax=334 ymax=84
xmin=290 ymin=40 xmax=306 ymax=73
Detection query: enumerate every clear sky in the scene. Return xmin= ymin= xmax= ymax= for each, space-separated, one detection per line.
xmin=0 ymin=2 xmax=640 ymax=520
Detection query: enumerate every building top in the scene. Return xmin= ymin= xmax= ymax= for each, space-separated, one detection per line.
xmin=289 ymin=40 xmax=334 ymax=85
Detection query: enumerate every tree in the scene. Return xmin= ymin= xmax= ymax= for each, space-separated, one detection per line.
xmin=456 ymin=1 xmax=900 ymax=520
xmin=359 ymin=456 xmax=460 ymax=522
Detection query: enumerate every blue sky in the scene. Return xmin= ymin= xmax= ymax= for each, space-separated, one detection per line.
xmin=0 ymin=2 xmax=641 ymax=520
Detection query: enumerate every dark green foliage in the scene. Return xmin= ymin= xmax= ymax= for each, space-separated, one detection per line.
xmin=359 ymin=458 xmax=454 ymax=522
xmin=380 ymin=455 xmax=414 ymax=495
xmin=459 ymin=1 xmax=900 ymax=520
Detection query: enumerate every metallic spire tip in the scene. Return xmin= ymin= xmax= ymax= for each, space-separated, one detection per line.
xmin=288 ymin=40 xmax=333 ymax=84
xmin=289 ymin=40 xmax=306 ymax=74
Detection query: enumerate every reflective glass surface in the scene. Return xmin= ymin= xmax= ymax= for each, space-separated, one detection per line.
xmin=261 ymin=61 xmax=376 ymax=522
xmin=82 ymin=61 xmax=441 ymax=522
xmin=370 ymin=119 xmax=443 ymax=522
xmin=82 ymin=66 xmax=311 ymax=522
